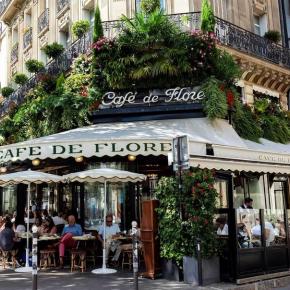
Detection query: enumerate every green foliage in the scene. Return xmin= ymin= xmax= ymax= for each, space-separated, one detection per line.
xmin=201 ymin=0 xmax=215 ymax=33
xmin=14 ymin=73 xmax=28 ymax=85
xmin=25 ymin=59 xmax=44 ymax=73
xmin=93 ymin=6 xmax=104 ymax=42
xmin=41 ymin=42 xmax=64 ymax=59
xmin=261 ymin=114 xmax=290 ymax=143
xmin=141 ymin=0 xmax=160 ymax=14
xmin=63 ymin=73 xmax=91 ymax=94
xmin=71 ymin=54 xmax=92 ymax=74
xmin=264 ymin=30 xmax=281 ymax=43
xmin=254 ymin=98 xmax=269 ymax=113
xmin=72 ymin=20 xmax=90 ymax=39
xmin=1 ymin=87 xmax=14 ymax=98
xmin=156 ymin=168 xmax=220 ymax=267
xmin=202 ymin=77 xmax=228 ymax=120
xmin=232 ymin=100 xmax=262 ymax=142
xmin=210 ymin=50 xmax=241 ymax=83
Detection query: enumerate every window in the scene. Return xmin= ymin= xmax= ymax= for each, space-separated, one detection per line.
xmin=12 ymin=27 xmax=18 ymax=45
xmin=254 ymin=14 xmax=267 ymax=36
xmin=214 ymin=178 xmax=228 ymax=208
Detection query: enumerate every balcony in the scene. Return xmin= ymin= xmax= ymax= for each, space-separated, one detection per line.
xmin=56 ymin=0 xmax=69 ymax=16
xmin=0 ymin=0 xmax=25 ymax=23
xmin=10 ymin=42 xmax=18 ymax=63
xmin=23 ymin=27 xmax=32 ymax=50
xmin=2 ymin=12 xmax=290 ymax=117
xmin=38 ymin=8 xmax=49 ymax=34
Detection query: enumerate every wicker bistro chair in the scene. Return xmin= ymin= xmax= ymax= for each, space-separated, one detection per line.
xmin=39 ymin=249 xmax=57 ymax=269
xmin=71 ymin=249 xmax=86 ymax=272
xmin=1 ymin=249 xmax=18 ymax=269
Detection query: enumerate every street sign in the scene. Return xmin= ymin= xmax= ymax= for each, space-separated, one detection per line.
xmin=172 ymin=135 xmax=189 ymax=171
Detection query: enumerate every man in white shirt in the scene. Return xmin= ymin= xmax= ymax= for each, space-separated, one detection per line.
xmin=216 ymin=217 xmax=228 ymax=235
xmin=98 ymin=214 xmax=121 ymax=266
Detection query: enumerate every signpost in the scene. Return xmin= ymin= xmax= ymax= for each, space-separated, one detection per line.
xmin=132 ymin=221 xmax=139 ymax=290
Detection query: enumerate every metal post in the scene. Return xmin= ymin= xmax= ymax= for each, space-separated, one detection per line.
xmin=177 ymin=138 xmax=183 ymax=219
xmin=196 ymin=238 xmax=203 ymax=286
xmin=132 ymin=221 xmax=138 ymax=290
xmin=32 ymin=225 xmax=38 ymax=290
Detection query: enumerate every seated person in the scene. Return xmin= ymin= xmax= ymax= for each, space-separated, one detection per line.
xmin=0 ymin=221 xmax=19 ymax=251
xmin=98 ymin=214 xmax=121 ymax=266
xmin=41 ymin=216 xmax=57 ymax=235
xmin=59 ymin=215 xmax=82 ymax=267
xmin=251 ymin=219 xmax=275 ymax=246
xmin=216 ymin=217 xmax=228 ymax=236
xmin=13 ymin=216 xmax=26 ymax=234
xmin=237 ymin=223 xmax=252 ymax=248
xmin=33 ymin=217 xmax=44 ymax=235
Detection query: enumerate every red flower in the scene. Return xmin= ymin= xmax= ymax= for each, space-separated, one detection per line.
xmin=80 ymin=87 xmax=88 ymax=97
xmin=226 ymin=90 xmax=235 ymax=108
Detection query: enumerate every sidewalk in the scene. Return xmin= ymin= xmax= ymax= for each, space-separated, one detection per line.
xmin=0 ymin=268 xmax=289 ymax=290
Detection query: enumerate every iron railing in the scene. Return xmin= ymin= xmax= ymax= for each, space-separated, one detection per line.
xmin=38 ymin=8 xmax=49 ymax=34
xmin=0 ymin=0 xmax=11 ymax=16
xmin=10 ymin=42 xmax=18 ymax=63
xmin=23 ymin=27 xmax=32 ymax=50
xmin=2 ymin=12 xmax=290 ymax=117
xmin=57 ymin=0 xmax=69 ymax=14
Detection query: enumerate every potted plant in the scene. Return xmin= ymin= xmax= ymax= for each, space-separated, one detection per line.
xmin=72 ymin=20 xmax=90 ymax=39
xmin=264 ymin=30 xmax=281 ymax=43
xmin=181 ymin=168 xmax=220 ymax=285
xmin=1 ymin=87 xmax=14 ymax=98
xmin=14 ymin=73 xmax=28 ymax=86
xmin=41 ymin=42 xmax=64 ymax=59
xmin=25 ymin=59 xmax=44 ymax=73
xmin=156 ymin=168 xmax=221 ymax=285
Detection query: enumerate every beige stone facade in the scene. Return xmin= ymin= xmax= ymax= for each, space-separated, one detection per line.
xmin=0 ymin=0 xmax=289 ymax=106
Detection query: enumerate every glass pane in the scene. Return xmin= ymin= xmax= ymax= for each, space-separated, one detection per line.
xmin=269 ymin=181 xmax=285 ymax=210
xmin=214 ymin=214 xmax=228 ymax=236
xmin=84 ymin=182 xmax=127 ymax=231
xmin=248 ymin=176 xmax=266 ymax=209
xmin=264 ymin=209 xmax=286 ymax=246
xmin=236 ymin=209 xmax=261 ymax=248
xmin=233 ymin=174 xmax=245 ymax=208
xmin=2 ymin=185 xmax=17 ymax=215
xmin=214 ymin=178 xmax=228 ymax=208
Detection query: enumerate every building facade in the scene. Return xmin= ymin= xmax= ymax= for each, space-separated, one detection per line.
xmin=1 ymin=0 xmax=290 ymax=284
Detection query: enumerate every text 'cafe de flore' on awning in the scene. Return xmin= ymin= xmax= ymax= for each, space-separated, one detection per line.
xmin=1 ymin=86 xmax=290 ymax=282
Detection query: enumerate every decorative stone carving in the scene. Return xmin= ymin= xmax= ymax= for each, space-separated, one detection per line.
xmin=39 ymin=32 xmax=48 ymax=47
xmin=253 ymin=0 xmax=267 ymax=15
xmin=58 ymin=11 xmax=70 ymax=30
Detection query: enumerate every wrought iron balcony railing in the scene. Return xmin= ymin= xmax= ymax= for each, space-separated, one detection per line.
xmin=0 ymin=0 xmax=11 ymax=16
xmin=57 ymin=0 xmax=69 ymax=14
xmin=10 ymin=42 xmax=18 ymax=63
xmin=2 ymin=12 xmax=290 ymax=117
xmin=23 ymin=27 xmax=32 ymax=50
xmin=38 ymin=8 xmax=49 ymax=34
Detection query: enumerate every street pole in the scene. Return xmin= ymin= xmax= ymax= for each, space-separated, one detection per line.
xmin=196 ymin=238 xmax=203 ymax=286
xmin=32 ymin=225 xmax=38 ymax=290
xmin=177 ymin=138 xmax=183 ymax=219
xmin=132 ymin=221 xmax=138 ymax=290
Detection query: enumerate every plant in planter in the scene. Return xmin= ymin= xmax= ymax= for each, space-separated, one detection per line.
xmin=264 ymin=30 xmax=281 ymax=43
xmin=72 ymin=20 xmax=90 ymax=39
xmin=25 ymin=59 xmax=44 ymax=73
xmin=156 ymin=168 xmax=220 ymax=284
xmin=1 ymin=87 xmax=14 ymax=98
xmin=41 ymin=42 xmax=64 ymax=59
xmin=13 ymin=73 xmax=28 ymax=86
xmin=201 ymin=0 xmax=215 ymax=33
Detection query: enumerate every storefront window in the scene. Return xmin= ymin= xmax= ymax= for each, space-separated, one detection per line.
xmin=84 ymin=161 xmax=132 ymax=231
xmin=2 ymin=185 xmax=17 ymax=214
xmin=236 ymin=209 xmax=261 ymax=248
xmin=233 ymin=174 xmax=245 ymax=208
xmin=84 ymin=182 xmax=128 ymax=231
xmin=269 ymin=180 xmax=285 ymax=210
xmin=264 ymin=209 xmax=286 ymax=246
xmin=214 ymin=178 xmax=228 ymax=208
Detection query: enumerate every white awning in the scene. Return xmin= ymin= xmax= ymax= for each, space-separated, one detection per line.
xmin=189 ymin=156 xmax=290 ymax=174
xmin=0 ymin=118 xmax=246 ymax=163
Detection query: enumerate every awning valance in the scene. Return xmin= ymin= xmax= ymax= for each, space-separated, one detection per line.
xmin=0 ymin=118 xmax=245 ymax=163
xmin=189 ymin=156 xmax=290 ymax=175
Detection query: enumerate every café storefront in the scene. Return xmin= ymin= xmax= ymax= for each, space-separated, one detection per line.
xmin=1 ymin=86 xmax=290 ymax=282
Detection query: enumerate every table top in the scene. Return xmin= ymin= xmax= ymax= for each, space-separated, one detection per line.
xmin=72 ymin=235 xmax=96 ymax=241
xmin=112 ymin=235 xmax=132 ymax=241
xmin=38 ymin=235 xmax=60 ymax=241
